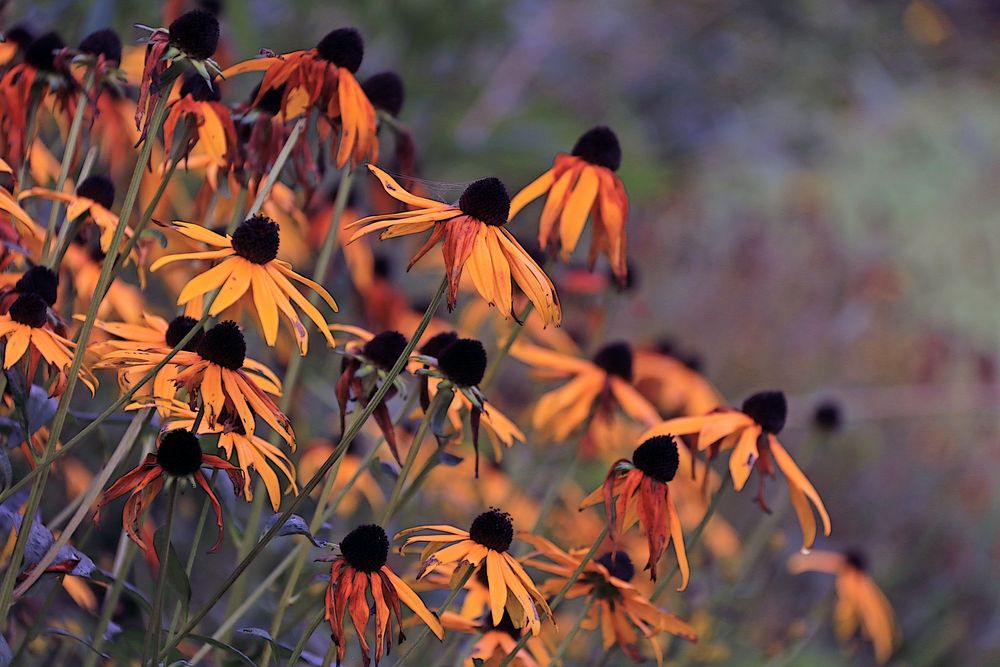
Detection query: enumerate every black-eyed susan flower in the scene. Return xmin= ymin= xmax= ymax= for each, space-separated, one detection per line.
xmin=415 ymin=334 xmax=524 ymax=476
xmin=645 ymin=391 xmax=832 ymax=550
xmin=398 ymin=508 xmax=552 ymax=636
xmin=789 ymin=550 xmax=900 ymax=664
xmin=0 ymin=293 xmax=96 ymax=397
xmin=347 ymin=166 xmax=561 ymax=326
xmin=323 ymin=523 xmax=443 ymax=666
xmin=510 ymin=340 xmax=660 ymax=445
xmin=163 ymin=73 xmax=239 ymax=171
xmin=0 ymin=265 xmax=59 ymax=314
xmin=223 ymin=27 xmax=377 ymax=167
xmin=508 ymin=126 xmax=629 ymax=285
xmin=134 ymin=9 xmax=220 ymax=139
xmin=91 ymin=312 xmax=203 ymax=405
xmin=581 ymin=435 xmax=689 ymax=587
xmin=149 ymin=215 xmax=338 ymax=354
xmin=94 ymin=428 xmax=243 ymax=552
xmin=362 ymin=70 xmax=416 ymax=175
xmin=334 ymin=328 xmax=410 ymax=463
xmin=522 ymin=537 xmax=697 ymax=665
xmin=132 ymin=397 xmax=296 ymax=511
xmin=236 ymin=83 xmax=315 ymax=179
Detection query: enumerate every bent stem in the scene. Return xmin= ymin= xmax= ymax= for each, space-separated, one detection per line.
xmin=0 ymin=88 xmax=174 ymax=627
xmin=158 ymin=276 xmax=448 ymax=663
xmin=496 ymin=524 xmax=610 ymax=667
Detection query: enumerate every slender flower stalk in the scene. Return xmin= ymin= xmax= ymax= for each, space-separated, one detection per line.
xmin=144 ymin=483 xmax=178 ymax=666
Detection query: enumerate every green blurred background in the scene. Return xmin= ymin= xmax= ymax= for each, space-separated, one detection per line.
xmin=6 ymin=0 xmax=1000 ymax=664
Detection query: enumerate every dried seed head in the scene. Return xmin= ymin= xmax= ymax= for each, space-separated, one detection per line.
xmin=197 ymin=320 xmax=246 ymax=370
xmin=572 ymin=126 xmax=622 ymax=171
xmin=76 ymin=175 xmax=115 ymax=209
xmin=251 ymin=83 xmax=285 ymax=116
xmin=15 ymin=266 xmax=58 ymax=307
xmin=419 ymin=331 xmax=458 ymax=359
xmin=459 ymin=178 xmax=509 ymax=226
xmin=168 ymin=9 xmax=220 ymax=60
xmin=78 ymin=28 xmax=122 ymax=65
xmin=157 ymin=428 xmax=204 ymax=477
xmin=25 ymin=31 xmax=65 ymax=72
xmin=592 ymin=341 xmax=633 ymax=381
xmin=180 ymin=72 xmax=220 ymax=102
xmin=631 ymin=435 xmax=680 ymax=484
xmin=231 ymin=215 xmax=280 ymax=264
xmin=339 ymin=524 xmax=389 ymax=573
xmin=315 ymin=28 xmax=363 ymax=73
xmin=362 ymin=71 xmax=404 ymax=116
xmin=362 ymin=331 xmax=408 ymax=370
xmin=165 ymin=315 xmax=203 ymax=351
xmin=741 ymin=391 xmax=787 ymax=435
xmin=469 ymin=508 xmax=514 ymax=553
xmin=437 ymin=338 xmax=487 ymax=387
xmin=812 ymin=399 xmax=843 ymax=433
xmin=8 ymin=293 xmax=48 ymax=328
xmin=596 ymin=551 xmax=635 ymax=582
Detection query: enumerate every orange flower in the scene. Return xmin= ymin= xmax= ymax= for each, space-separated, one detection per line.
xmin=789 ymin=550 xmax=900 ymax=664
xmin=94 ymin=428 xmax=243 ymax=552
xmin=522 ymin=537 xmax=697 ymax=665
xmin=163 ymin=73 xmax=240 ymax=171
xmin=149 ymin=215 xmax=338 ymax=355
xmin=581 ymin=435 xmax=689 ymax=587
xmin=634 ymin=346 xmax=723 ymax=418
xmin=398 ymin=509 xmax=553 ymax=636
xmin=0 ymin=293 xmax=96 ymax=397
xmin=347 ymin=166 xmax=561 ymax=325
xmin=508 ymin=126 xmax=629 ymax=285
xmin=644 ymin=391 xmax=831 ymax=549
xmin=222 ymin=28 xmax=377 ymax=167
xmin=510 ymin=340 xmax=660 ymax=443
xmin=324 ymin=524 xmax=443 ymax=666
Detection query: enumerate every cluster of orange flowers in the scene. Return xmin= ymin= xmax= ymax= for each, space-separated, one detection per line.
xmin=0 ymin=7 xmax=899 ymax=667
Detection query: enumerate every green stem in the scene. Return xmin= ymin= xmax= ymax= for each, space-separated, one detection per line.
xmin=41 ymin=68 xmax=94 ymax=262
xmin=0 ymin=85 xmax=174 ymax=627
xmin=145 ymin=483 xmax=178 ymax=666
xmin=248 ymin=119 xmax=305 ymax=216
xmin=284 ymin=608 xmax=326 ymax=667
xmin=380 ymin=390 xmax=448 ymax=524
xmin=395 ymin=564 xmax=475 ymax=666
xmin=548 ymin=595 xmax=597 ymax=665
xmin=158 ymin=277 xmax=448 ymax=663
xmin=496 ymin=524 xmax=610 ymax=667
xmin=651 ymin=471 xmax=730 ymax=601
xmin=481 ymin=301 xmax=533 ymax=390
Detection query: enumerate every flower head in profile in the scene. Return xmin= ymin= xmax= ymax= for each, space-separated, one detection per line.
xmin=415 ymin=333 xmax=523 ymax=476
xmin=333 ymin=326 xmax=411 ymax=463
xmin=94 ymin=428 xmax=243 ymax=552
xmin=523 ymin=537 xmax=697 ymax=665
xmin=398 ymin=508 xmax=552 ymax=636
xmin=789 ymin=549 xmax=900 ymax=664
xmin=0 ymin=293 xmax=96 ymax=397
xmin=163 ymin=73 xmax=239 ymax=171
xmin=509 ymin=126 xmax=629 ymax=285
xmin=511 ymin=339 xmax=660 ymax=447
xmin=581 ymin=435 xmax=689 ymax=587
xmin=324 ymin=524 xmax=443 ymax=666
xmin=646 ymin=390 xmax=831 ymax=550
xmin=347 ymin=166 xmax=561 ymax=326
xmin=149 ymin=215 xmax=338 ymax=355
xmin=134 ymin=9 xmax=221 ymax=139
xmin=222 ymin=27 xmax=377 ymax=166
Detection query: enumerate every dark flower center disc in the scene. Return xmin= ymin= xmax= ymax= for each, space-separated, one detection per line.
xmin=362 ymin=331 xmax=408 ymax=371
xmin=572 ymin=126 xmax=622 ymax=171
xmin=592 ymin=341 xmax=633 ymax=381
xmin=596 ymin=550 xmax=635 ymax=582
xmin=437 ymin=338 xmax=487 ymax=387
xmin=197 ymin=320 xmax=246 ymax=370
xmin=165 ymin=315 xmax=203 ymax=351
xmin=76 ymin=175 xmax=116 ymax=210
xmin=15 ymin=266 xmax=58 ymax=307
xmin=157 ymin=428 xmax=204 ymax=476
xmin=168 ymin=9 xmax=220 ymax=60
xmin=231 ymin=215 xmax=280 ymax=264
xmin=741 ymin=391 xmax=787 ymax=434
xmin=315 ymin=28 xmax=364 ymax=73
xmin=459 ymin=178 xmax=510 ymax=227
xmin=469 ymin=508 xmax=514 ymax=553
xmin=631 ymin=435 xmax=680 ymax=483
xmin=339 ymin=524 xmax=389 ymax=573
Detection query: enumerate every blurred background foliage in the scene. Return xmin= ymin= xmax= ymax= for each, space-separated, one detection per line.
xmin=5 ymin=0 xmax=1000 ymax=664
